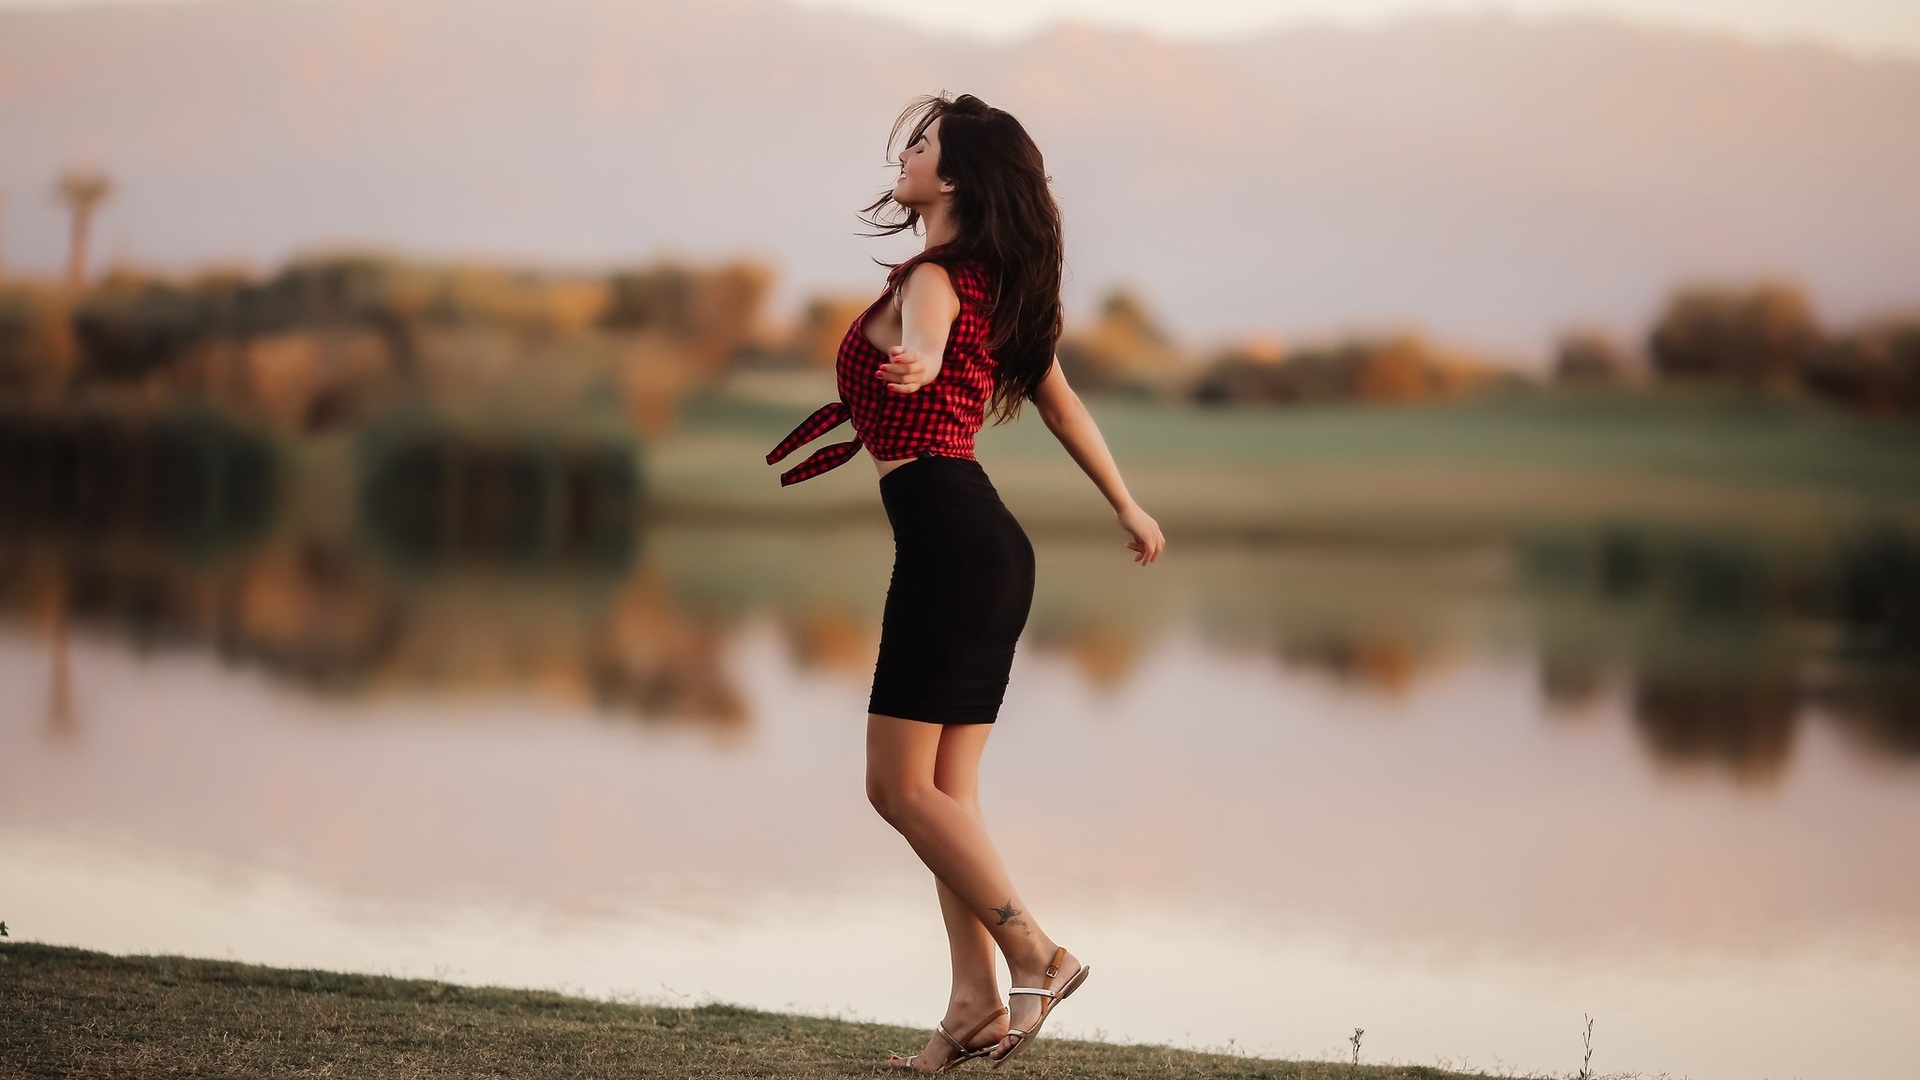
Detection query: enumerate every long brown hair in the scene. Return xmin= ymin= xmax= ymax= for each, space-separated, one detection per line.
xmin=859 ymin=93 xmax=1063 ymax=424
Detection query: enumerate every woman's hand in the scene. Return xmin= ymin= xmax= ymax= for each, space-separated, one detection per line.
xmin=877 ymin=345 xmax=940 ymax=394
xmin=1116 ymin=503 xmax=1165 ymax=565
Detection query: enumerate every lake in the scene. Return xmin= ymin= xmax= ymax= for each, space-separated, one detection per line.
xmin=3 ymin=502 xmax=1916 ymax=1080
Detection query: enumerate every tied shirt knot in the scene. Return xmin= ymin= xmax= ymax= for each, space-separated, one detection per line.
xmin=765 ymin=400 xmax=861 ymax=486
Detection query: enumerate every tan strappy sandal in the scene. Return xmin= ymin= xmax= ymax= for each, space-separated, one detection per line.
xmin=991 ymin=947 xmax=1091 ymax=1069
xmin=890 ymin=1005 xmax=1008 ymax=1074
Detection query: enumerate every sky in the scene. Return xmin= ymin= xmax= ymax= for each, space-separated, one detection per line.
xmin=2 ymin=0 xmax=1918 ymax=58
xmin=789 ymin=0 xmax=1920 ymax=57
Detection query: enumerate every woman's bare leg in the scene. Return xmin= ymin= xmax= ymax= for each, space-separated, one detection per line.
xmin=867 ymin=714 xmax=1084 ymax=1065
xmin=886 ymin=722 xmax=1007 ymax=1069
xmin=932 ymin=723 xmax=1002 ymax=1003
xmin=866 ymin=714 xmax=1054 ymax=959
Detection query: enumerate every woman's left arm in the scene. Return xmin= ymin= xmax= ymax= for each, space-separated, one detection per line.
xmin=1033 ymin=356 xmax=1166 ymax=566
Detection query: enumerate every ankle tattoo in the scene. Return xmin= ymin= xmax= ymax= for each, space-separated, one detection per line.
xmin=993 ymin=901 xmax=1026 ymax=929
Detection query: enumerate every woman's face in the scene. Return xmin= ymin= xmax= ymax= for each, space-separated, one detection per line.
xmin=892 ymin=116 xmax=952 ymax=210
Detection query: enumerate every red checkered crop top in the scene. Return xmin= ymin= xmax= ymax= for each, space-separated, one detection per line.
xmin=766 ymin=256 xmax=999 ymax=486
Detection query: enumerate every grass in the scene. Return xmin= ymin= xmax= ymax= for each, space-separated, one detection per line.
xmin=0 ymin=942 xmax=1538 ymax=1080
xmin=660 ymin=387 xmax=1920 ymax=543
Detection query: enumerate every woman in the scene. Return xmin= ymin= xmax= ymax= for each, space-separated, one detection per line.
xmin=766 ymin=92 xmax=1166 ymax=1072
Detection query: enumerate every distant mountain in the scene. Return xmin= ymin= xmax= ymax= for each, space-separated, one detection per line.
xmin=2 ymin=0 xmax=1916 ymax=363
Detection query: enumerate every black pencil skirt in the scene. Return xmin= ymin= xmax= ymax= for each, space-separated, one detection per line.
xmin=868 ymin=451 xmax=1037 ymax=725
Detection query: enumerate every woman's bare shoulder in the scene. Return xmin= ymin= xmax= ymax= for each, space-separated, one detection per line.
xmin=901 ymin=260 xmax=955 ymax=293
xmin=898 ymin=260 xmax=960 ymax=316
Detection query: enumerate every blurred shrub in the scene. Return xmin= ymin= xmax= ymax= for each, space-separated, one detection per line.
xmin=0 ymin=283 xmax=80 ymax=396
xmin=1192 ymin=332 xmax=1516 ymax=406
xmin=13 ymin=252 xmax=776 ymax=433
xmin=234 ymin=328 xmax=400 ymax=432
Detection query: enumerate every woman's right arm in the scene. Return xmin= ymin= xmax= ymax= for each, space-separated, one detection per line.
xmin=1033 ymin=356 xmax=1165 ymax=565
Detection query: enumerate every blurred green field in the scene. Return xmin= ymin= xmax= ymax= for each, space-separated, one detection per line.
xmin=652 ymin=384 xmax=1920 ymax=543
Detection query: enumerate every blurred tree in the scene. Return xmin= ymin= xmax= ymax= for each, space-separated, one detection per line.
xmin=1647 ymin=283 xmax=1823 ymax=388
xmin=787 ymin=294 xmax=873 ymax=368
xmin=70 ymin=273 xmax=217 ymax=383
xmin=1553 ymin=329 xmax=1634 ymax=385
xmin=1804 ymin=316 xmax=1920 ymax=417
xmin=1056 ymin=288 xmax=1186 ymax=397
xmin=1191 ymin=343 xmax=1292 ymax=405
xmin=599 ymin=261 xmax=772 ymax=378
xmin=270 ymin=254 xmax=408 ymax=326
xmin=55 ymin=168 xmax=113 ymax=293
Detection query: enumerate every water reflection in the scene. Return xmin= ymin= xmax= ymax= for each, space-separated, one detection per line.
xmin=0 ymin=537 xmax=750 ymax=735
xmin=3 ymin=452 xmax=1916 ymax=777
xmin=0 ymin=407 xmax=278 ymax=550
xmin=1518 ymin=526 xmax=1920 ymax=783
xmin=357 ymin=413 xmax=640 ymax=571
